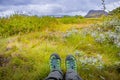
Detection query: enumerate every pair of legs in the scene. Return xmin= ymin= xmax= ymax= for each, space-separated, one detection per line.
xmin=45 ymin=53 xmax=82 ymax=80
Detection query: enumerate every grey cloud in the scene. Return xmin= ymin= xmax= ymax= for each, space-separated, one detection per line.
xmin=0 ymin=0 xmax=31 ymax=5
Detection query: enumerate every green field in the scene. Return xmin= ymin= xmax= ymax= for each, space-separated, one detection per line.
xmin=0 ymin=15 xmax=120 ymax=80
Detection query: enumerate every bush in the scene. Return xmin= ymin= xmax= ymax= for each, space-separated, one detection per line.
xmin=0 ymin=15 xmax=59 ymax=37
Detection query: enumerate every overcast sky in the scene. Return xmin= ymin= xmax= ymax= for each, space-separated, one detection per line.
xmin=0 ymin=0 xmax=120 ymax=17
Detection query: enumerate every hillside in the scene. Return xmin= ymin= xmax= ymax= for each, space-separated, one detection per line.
xmin=110 ymin=7 xmax=120 ymax=15
xmin=109 ymin=7 xmax=120 ymax=18
xmin=0 ymin=15 xmax=120 ymax=80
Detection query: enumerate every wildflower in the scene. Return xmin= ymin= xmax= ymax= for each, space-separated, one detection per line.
xmin=116 ymin=42 xmax=120 ymax=48
xmin=95 ymin=34 xmax=105 ymax=43
xmin=91 ymin=31 xmax=98 ymax=38
xmin=115 ymin=26 xmax=120 ymax=33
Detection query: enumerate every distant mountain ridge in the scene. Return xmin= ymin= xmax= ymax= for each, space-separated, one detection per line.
xmin=85 ymin=10 xmax=108 ymax=18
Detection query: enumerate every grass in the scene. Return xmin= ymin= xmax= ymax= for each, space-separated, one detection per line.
xmin=0 ymin=15 xmax=120 ymax=80
xmin=0 ymin=15 xmax=103 ymax=37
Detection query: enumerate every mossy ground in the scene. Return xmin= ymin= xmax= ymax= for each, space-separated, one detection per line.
xmin=0 ymin=15 xmax=120 ymax=80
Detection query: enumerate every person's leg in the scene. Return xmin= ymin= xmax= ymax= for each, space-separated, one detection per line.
xmin=65 ymin=69 xmax=82 ymax=80
xmin=45 ymin=53 xmax=63 ymax=80
xmin=65 ymin=55 xmax=82 ymax=80
xmin=45 ymin=70 xmax=63 ymax=80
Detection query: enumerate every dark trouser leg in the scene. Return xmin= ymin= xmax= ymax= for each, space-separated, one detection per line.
xmin=45 ymin=70 xmax=63 ymax=80
xmin=65 ymin=69 xmax=82 ymax=80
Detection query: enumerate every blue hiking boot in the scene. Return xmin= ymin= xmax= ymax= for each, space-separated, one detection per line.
xmin=66 ymin=55 xmax=77 ymax=72
xmin=49 ymin=53 xmax=61 ymax=71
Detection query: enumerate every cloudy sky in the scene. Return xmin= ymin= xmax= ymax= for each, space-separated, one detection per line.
xmin=0 ymin=0 xmax=120 ymax=17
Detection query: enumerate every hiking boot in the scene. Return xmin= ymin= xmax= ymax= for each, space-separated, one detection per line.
xmin=49 ymin=53 xmax=61 ymax=71
xmin=66 ymin=55 xmax=77 ymax=72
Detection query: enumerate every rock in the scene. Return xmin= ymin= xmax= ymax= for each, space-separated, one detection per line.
xmin=85 ymin=10 xmax=108 ymax=18
xmin=0 ymin=55 xmax=10 ymax=67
